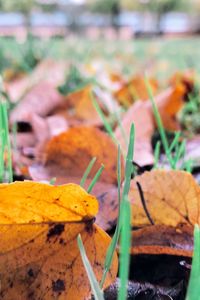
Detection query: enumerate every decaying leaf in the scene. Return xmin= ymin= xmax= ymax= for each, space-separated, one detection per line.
xmin=0 ymin=181 xmax=118 ymax=299
xmin=130 ymin=170 xmax=200 ymax=228
xmin=131 ymin=224 xmax=193 ymax=257
xmin=37 ymin=126 xmax=122 ymax=185
xmin=114 ymin=75 xmax=158 ymax=107
xmin=129 ymin=170 xmax=199 ymax=256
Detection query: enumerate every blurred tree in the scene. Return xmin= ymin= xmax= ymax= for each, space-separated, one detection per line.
xmin=138 ymin=0 xmax=187 ymax=14
xmin=0 ymin=0 xmax=36 ymax=28
xmin=88 ymin=0 xmax=121 ymax=31
xmin=137 ymin=0 xmax=189 ymax=32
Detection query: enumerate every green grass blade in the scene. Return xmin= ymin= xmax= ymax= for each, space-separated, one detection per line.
xmin=184 ymin=159 xmax=193 ymax=173
xmin=186 ymin=225 xmax=200 ymax=300
xmin=1 ymin=102 xmax=13 ymax=182
xmin=122 ymin=123 xmax=135 ymax=198
xmin=0 ymin=100 xmax=13 ymax=183
xmin=173 ymin=139 xmax=186 ymax=168
xmin=145 ymin=77 xmax=174 ymax=168
xmin=117 ymin=196 xmax=131 ymax=300
xmin=117 ymin=124 xmax=135 ymax=300
xmin=153 ymin=141 xmax=161 ymax=169
xmin=100 ymin=145 xmax=121 ymax=288
xmin=77 ymin=234 xmax=104 ymax=300
xmin=87 ymin=164 xmax=104 ymax=193
xmin=80 ymin=157 xmax=97 ymax=187
xmin=169 ymin=131 xmax=181 ymax=153
xmin=114 ymin=111 xmax=128 ymax=148
xmin=91 ymin=93 xmax=118 ymax=145
xmin=117 ymin=145 xmax=122 ymax=203
xmin=0 ymin=139 xmax=4 ymax=182
xmin=100 ymin=124 xmax=134 ymax=288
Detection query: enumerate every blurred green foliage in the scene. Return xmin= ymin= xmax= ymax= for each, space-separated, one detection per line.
xmin=0 ymin=0 xmax=36 ymax=14
xmin=88 ymin=0 xmax=189 ymax=13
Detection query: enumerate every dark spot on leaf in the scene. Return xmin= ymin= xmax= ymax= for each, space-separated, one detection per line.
xmin=84 ymin=218 xmax=95 ymax=234
xmin=52 ymin=279 xmax=65 ymax=292
xmin=27 ymin=268 xmax=34 ymax=277
xmin=59 ymin=238 xmax=66 ymax=245
xmin=47 ymin=224 xmax=65 ymax=240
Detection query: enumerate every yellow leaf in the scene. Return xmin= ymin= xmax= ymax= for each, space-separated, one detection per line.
xmin=0 ymin=181 xmax=118 ymax=299
xmin=0 ymin=181 xmax=98 ymax=224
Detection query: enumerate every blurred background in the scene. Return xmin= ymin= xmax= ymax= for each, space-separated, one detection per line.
xmin=1 ymin=0 xmax=200 ymax=79
xmin=0 ymin=0 xmax=199 ymax=38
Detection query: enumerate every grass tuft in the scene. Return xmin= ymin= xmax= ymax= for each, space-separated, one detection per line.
xmin=145 ymin=76 xmax=192 ymax=171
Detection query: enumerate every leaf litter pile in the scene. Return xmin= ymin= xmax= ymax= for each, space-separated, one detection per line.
xmin=1 ymin=39 xmax=200 ymax=300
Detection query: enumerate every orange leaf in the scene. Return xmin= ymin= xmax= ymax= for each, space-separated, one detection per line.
xmin=69 ymin=86 xmax=103 ymax=125
xmin=114 ymin=76 xmax=158 ymax=107
xmin=38 ymin=126 xmax=122 ymax=185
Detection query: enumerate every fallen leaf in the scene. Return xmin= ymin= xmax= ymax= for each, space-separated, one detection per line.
xmin=128 ymin=170 xmax=198 ymax=257
xmin=114 ymin=75 xmax=158 ymax=107
xmin=10 ymin=82 xmax=65 ymax=124
xmin=37 ymin=126 xmax=122 ymax=185
xmin=28 ymin=167 xmax=119 ymax=231
xmin=5 ymin=59 xmax=67 ymax=102
xmin=0 ymin=181 xmax=98 ymax=223
xmin=170 ymin=70 xmax=195 ymax=96
xmin=155 ymin=83 xmax=188 ymax=131
xmin=130 ymin=170 xmax=200 ymax=228
xmin=115 ymin=100 xmax=155 ymax=166
xmin=0 ymin=181 xmax=118 ymax=299
xmin=66 ymin=85 xmax=103 ymax=125
xmin=131 ymin=224 xmax=193 ymax=257
xmin=115 ymin=83 xmax=191 ymax=166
